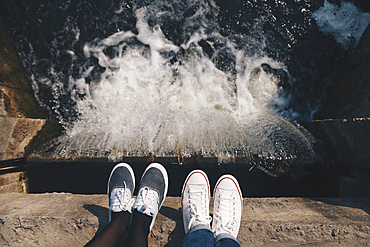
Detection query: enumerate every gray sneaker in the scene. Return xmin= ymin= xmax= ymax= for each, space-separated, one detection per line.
xmin=107 ymin=163 xmax=136 ymax=222
xmin=133 ymin=163 xmax=168 ymax=231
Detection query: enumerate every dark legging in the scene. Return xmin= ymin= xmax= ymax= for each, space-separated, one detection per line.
xmin=84 ymin=209 xmax=152 ymax=247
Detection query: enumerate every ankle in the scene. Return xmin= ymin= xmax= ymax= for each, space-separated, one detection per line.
xmin=111 ymin=211 xmax=131 ymax=232
xmin=130 ymin=210 xmax=153 ymax=235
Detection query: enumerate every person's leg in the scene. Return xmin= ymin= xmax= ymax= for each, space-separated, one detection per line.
xmin=212 ymin=174 xmax=243 ymax=247
xmin=85 ymin=211 xmax=131 ymax=247
xmin=85 ymin=163 xmax=136 ymax=247
xmin=181 ymin=170 xmax=213 ymax=247
xmin=125 ymin=163 xmax=168 ymax=247
xmin=123 ymin=210 xmax=152 ymax=247
xmin=214 ymin=233 xmax=241 ymax=247
xmin=182 ymin=224 xmax=214 ymax=247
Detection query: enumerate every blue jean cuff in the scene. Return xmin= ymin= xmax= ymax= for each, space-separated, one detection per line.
xmin=186 ymin=223 xmax=212 ymax=235
xmin=214 ymin=232 xmax=238 ymax=244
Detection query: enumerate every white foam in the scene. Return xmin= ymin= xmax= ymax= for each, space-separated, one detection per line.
xmin=313 ymin=0 xmax=370 ymax=49
xmin=41 ymin=1 xmax=316 ymax=161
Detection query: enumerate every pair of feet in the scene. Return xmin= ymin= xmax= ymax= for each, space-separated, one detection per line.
xmin=181 ymin=170 xmax=243 ymax=239
xmin=108 ymin=163 xmax=243 ymax=240
xmin=108 ymin=162 xmax=168 ymax=233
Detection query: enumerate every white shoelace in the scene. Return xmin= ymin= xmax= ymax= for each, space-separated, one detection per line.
xmin=135 ymin=186 xmax=159 ymax=216
xmin=213 ymin=193 xmax=237 ymax=235
xmin=111 ymin=182 xmax=135 ymax=213
xmin=187 ymin=187 xmax=212 ymax=229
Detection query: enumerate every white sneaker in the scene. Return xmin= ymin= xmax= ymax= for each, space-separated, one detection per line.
xmin=212 ymin=174 xmax=243 ymax=239
xmin=133 ymin=163 xmax=168 ymax=232
xmin=107 ymin=163 xmax=136 ymax=222
xmin=181 ymin=170 xmax=212 ymax=234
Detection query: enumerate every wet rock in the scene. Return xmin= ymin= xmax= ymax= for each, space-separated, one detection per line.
xmin=302 ymin=118 xmax=370 ymax=197
xmin=198 ymin=39 xmax=213 ymax=58
xmin=0 ymin=19 xmax=45 ymax=118
xmin=319 ymin=23 xmax=370 ymax=119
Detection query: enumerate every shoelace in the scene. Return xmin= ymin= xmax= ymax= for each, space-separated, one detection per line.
xmin=136 ymin=186 xmax=158 ymax=216
xmin=213 ymin=193 xmax=237 ymax=235
xmin=187 ymin=187 xmax=212 ymax=229
xmin=111 ymin=182 xmax=135 ymax=213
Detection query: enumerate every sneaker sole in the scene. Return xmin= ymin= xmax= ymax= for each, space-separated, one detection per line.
xmin=181 ymin=170 xmax=210 ymax=210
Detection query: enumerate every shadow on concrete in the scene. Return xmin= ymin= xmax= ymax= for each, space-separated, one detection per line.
xmin=83 ymin=204 xmax=109 ymax=236
xmin=318 ymin=198 xmax=370 ymax=216
xmin=82 ymin=203 xmax=186 ymax=246
xmin=302 ymin=197 xmax=370 ymax=225
xmin=160 ymin=206 xmax=184 ymax=246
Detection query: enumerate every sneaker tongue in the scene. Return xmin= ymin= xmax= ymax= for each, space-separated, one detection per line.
xmin=215 ymin=225 xmax=232 ymax=236
xmin=214 ymin=191 xmax=236 ymax=236
xmin=135 ymin=188 xmax=159 ymax=216
xmin=192 ymin=218 xmax=208 ymax=228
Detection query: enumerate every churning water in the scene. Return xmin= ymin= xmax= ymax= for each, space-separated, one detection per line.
xmin=1 ymin=0 xmax=369 ymax=166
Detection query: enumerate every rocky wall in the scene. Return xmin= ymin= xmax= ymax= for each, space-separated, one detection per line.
xmin=319 ymin=23 xmax=370 ymax=119
xmin=0 ymin=18 xmax=45 ymax=119
xmin=303 ymin=118 xmax=370 ymax=197
xmin=0 ymin=117 xmax=46 ymax=160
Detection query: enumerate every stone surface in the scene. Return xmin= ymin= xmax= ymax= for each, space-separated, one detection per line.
xmin=0 ymin=193 xmax=369 ymax=246
xmin=0 ymin=172 xmax=28 ymax=193
xmin=0 ymin=117 xmax=16 ymax=160
xmin=319 ymin=23 xmax=370 ymax=119
xmin=0 ymin=117 xmax=46 ymax=160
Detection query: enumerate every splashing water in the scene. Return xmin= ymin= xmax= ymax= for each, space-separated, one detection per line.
xmin=37 ymin=0 xmax=317 ymax=162
xmin=313 ymin=0 xmax=370 ymax=49
xmin=10 ymin=0 xmax=368 ymax=167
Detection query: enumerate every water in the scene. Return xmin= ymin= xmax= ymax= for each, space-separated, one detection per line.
xmin=313 ymin=0 xmax=370 ymax=49
xmin=1 ymin=0 xmax=368 ymax=172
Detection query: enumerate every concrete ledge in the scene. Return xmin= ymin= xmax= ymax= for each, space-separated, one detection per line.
xmin=0 ymin=193 xmax=369 ymax=246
